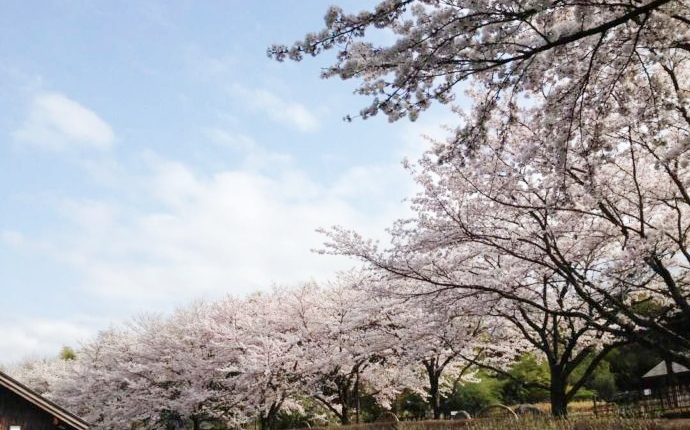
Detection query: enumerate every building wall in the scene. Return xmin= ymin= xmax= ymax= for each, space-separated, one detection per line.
xmin=0 ymin=385 xmax=58 ymax=430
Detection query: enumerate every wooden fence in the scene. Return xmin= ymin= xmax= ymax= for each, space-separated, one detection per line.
xmin=593 ymin=383 xmax=690 ymax=418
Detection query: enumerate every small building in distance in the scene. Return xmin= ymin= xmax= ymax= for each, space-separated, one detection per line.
xmin=641 ymin=360 xmax=690 ymax=413
xmin=0 ymin=370 xmax=89 ymax=430
xmin=642 ymin=360 xmax=690 ymax=388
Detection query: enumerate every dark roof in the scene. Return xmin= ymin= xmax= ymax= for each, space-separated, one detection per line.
xmin=0 ymin=370 xmax=89 ymax=430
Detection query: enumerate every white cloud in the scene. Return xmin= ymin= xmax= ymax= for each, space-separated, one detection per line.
xmin=1 ymin=127 xmax=418 ymax=365
xmin=38 ymin=136 xmax=410 ymax=307
xmin=58 ymin=158 xmax=374 ymax=302
xmin=203 ymin=127 xmax=293 ymax=171
xmin=13 ymin=92 xmax=115 ymax=150
xmin=185 ymin=48 xmax=238 ymax=80
xmin=203 ymin=127 xmax=257 ymax=152
xmin=1 ymin=230 xmax=25 ymax=247
xmin=231 ymin=85 xmax=320 ymax=133
xmin=0 ymin=316 xmax=96 ymax=365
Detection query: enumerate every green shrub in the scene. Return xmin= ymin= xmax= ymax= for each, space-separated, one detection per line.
xmin=444 ymin=372 xmax=503 ymax=416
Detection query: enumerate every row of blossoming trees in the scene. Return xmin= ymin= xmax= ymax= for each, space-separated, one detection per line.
xmin=11 ymin=275 xmax=530 ymax=429
xmin=13 ymin=265 xmax=643 ymax=428
xmin=267 ymin=0 xmax=690 ymax=416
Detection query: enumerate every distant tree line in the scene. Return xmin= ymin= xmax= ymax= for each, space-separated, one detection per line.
xmin=9 ymin=273 xmax=668 ymax=429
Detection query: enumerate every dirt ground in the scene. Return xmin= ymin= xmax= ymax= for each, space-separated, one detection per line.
xmin=656 ymin=419 xmax=690 ymax=430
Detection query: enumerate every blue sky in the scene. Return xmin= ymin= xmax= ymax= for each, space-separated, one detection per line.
xmin=0 ymin=1 xmax=456 ymax=365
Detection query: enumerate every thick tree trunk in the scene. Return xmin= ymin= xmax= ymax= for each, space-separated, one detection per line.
xmin=549 ymin=371 xmax=568 ymax=418
xmin=424 ymin=362 xmax=442 ymax=419
xmin=339 ymin=381 xmax=351 ymax=425
xmin=429 ymin=380 xmax=441 ymax=419
xmin=260 ymin=401 xmax=283 ymax=430
xmin=340 ymin=402 xmax=350 ymax=425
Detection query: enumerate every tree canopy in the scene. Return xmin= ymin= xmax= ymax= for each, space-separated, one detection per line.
xmin=273 ymin=1 xmax=690 ymax=379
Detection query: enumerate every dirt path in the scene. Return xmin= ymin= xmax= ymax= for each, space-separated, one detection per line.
xmin=655 ymin=419 xmax=690 ymax=430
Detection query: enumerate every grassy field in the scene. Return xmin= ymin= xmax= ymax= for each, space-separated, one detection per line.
xmin=309 ymin=417 xmax=690 ymax=430
xmin=528 ymin=400 xmax=598 ymax=416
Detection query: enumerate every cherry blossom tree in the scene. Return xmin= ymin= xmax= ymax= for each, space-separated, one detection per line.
xmin=270 ymin=1 xmax=687 ymax=125
xmin=273 ymin=0 xmax=690 ymax=369
xmin=363 ymin=271 xmax=613 ymax=417
xmin=458 ymin=277 xmax=622 ymax=416
xmin=277 ymin=275 xmax=409 ymax=425
xmin=212 ymin=291 xmax=309 ymax=430
xmin=127 ymin=303 xmax=246 ymax=430
xmin=8 ymin=353 xmax=73 ymax=398
xmin=51 ymin=303 xmax=250 ymax=430
xmin=366 ymin=284 xmax=511 ymax=419
xmin=317 ymin=128 xmax=682 ymax=415
xmin=52 ymin=328 xmax=148 ymax=428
